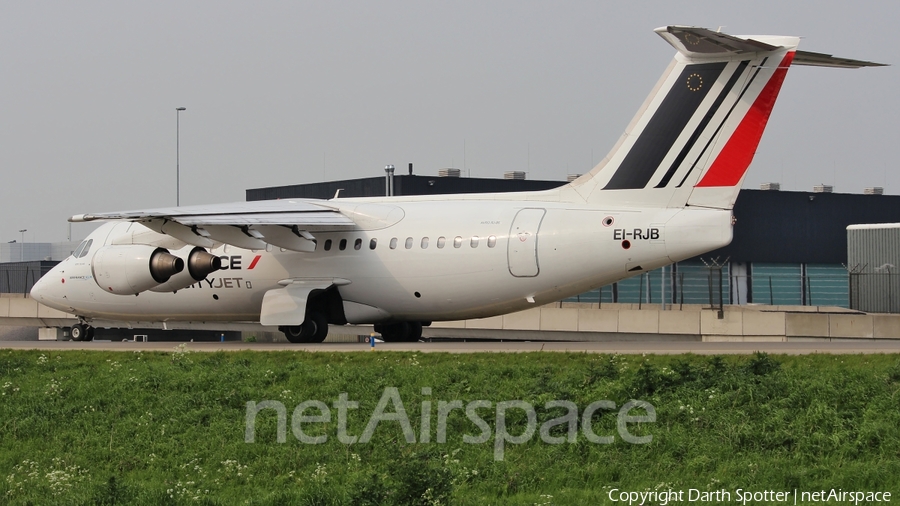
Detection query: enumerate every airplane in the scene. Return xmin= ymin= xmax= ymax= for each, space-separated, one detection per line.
xmin=31 ymin=26 xmax=884 ymax=343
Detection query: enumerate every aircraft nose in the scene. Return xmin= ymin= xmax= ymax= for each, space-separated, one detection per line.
xmin=30 ymin=270 xmax=52 ymax=300
xmin=31 ymin=265 xmax=64 ymax=304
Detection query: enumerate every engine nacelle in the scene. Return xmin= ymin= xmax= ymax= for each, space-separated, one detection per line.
xmin=92 ymin=245 xmax=184 ymax=295
xmin=150 ymin=247 xmax=223 ymax=292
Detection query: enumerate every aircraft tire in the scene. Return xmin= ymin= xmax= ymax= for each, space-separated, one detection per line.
xmin=280 ymin=313 xmax=328 ymax=344
xmin=85 ymin=326 xmax=95 ymax=341
xmin=281 ymin=325 xmax=308 ymax=344
xmin=70 ymin=324 xmax=86 ymax=342
xmin=407 ymin=322 xmax=423 ymax=342
xmin=309 ymin=312 xmax=328 ymax=343
xmin=380 ymin=322 xmax=409 ymax=343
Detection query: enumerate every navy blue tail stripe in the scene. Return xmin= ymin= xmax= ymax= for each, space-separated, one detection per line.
xmin=603 ymin=62 xmax=727 ymax=190
xmin=654 ymin=60 xmax=749 ymax=188
xmin=676 ymin=57 xmax=769 ymax=188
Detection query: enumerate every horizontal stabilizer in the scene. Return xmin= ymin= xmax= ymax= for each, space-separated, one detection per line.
xmin=793 ymin=50 xmax=887 ymax=68
xmin=655 ymin=26 xmax=780 ymax=57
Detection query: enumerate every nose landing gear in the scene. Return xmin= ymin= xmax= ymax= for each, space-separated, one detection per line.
xmin=70 ymin=323 xmax=95 ymax=342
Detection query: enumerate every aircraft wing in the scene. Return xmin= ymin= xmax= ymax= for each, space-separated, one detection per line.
xmin=70 ymin=199 xmax=352 ymax=225
xmin=69 ymin=199 xmax=365 ymax=252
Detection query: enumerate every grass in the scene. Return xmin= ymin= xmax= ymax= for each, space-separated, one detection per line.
xmin=0 ymin=347 xmax=899 ymax=505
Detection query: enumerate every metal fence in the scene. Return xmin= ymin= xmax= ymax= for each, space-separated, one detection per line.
xmin=0 ymin=262 xmax=59 ymax=294
xmin=567 ymin=269 xmax=851 ymax=309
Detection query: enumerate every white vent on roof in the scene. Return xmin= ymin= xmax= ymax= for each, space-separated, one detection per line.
xmin=504 ymin=171 xmax=526 ymax=180
xmin=864 ymin=187 xmax=884 ymax=195
xmin=813 ymin=184 xmax=833 ymax=193
xmin=760 ymin=182 xmax=780 ymax=191
xmin=438 ymin=168 xmax=460 ymax=178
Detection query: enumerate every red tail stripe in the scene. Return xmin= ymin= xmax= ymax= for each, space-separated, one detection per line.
xmin=696 ymin=51 xmax=795 ymax=187
xmin=247 ymin=255 xmax=261 ymax=269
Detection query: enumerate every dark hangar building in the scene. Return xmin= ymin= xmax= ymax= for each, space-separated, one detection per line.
xmin=247 ymin=172 xmax=900 ymax=309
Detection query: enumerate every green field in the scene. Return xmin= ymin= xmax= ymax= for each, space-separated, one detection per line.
xmin=1 ymin=347 xmax=899 ymax=505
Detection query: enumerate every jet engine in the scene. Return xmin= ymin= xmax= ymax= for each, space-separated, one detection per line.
xmin=91 ymin=245 xmax=184 ymax=295
xmin=149 ymin=247 xmax=223 ymax=292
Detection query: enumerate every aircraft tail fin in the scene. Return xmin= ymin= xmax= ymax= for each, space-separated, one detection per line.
xmin=563 ymin=26 xmax=884 ymax=210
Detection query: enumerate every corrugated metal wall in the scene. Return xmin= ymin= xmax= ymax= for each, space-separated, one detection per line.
xmin=848 ymin=225 xmax=900 ymax=313
xmin=807 ymin=264 xmax=849 ymax=307
xmin=751 ymin=263 xmax=803 ymax=305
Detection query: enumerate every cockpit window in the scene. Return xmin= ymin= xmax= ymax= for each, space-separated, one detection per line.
xmin=78 ymin=239 xmax=93 ymax=258
xmin=72 ymin=240 xmax=87 ymax=259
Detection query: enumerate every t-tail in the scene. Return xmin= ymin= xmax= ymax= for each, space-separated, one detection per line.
xmin=562 ymin=25 xmax=885 ymax=210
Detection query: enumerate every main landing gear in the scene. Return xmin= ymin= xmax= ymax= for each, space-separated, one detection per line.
xmin=279 ymin=312 xmax=328 ymax=344
xmin=70 ymin=323 xmax=95 ymax=342
xmin=374 ymin=322 xmax=423 ymax=342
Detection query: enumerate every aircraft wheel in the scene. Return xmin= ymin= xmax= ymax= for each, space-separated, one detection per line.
xmin=380 ymin=322 xmax=409 ymax=342
xmin=281 ymin=325 xmax=306 ymax=344
xmin=407 ymin=322 xmax=423 ymax=342
xmin=280 ymin=313 xmax=328 ymax=344
xmin=70 ymin=324 xmax=86 ymax=342
xmin=85 ymin=326 xmax=95 ymax=342
xmin=309 ymin=312 xmax=329 ymax=343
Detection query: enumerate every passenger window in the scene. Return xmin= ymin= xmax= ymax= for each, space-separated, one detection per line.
xmin=437 ymin=236 xmax=446 ymax=249
xmin=453 ymin=236 xmax=462 ymax=248
xmin=390 ymin=238 xmax=398 ymax=249
xmin=488 ymin=235 xmax=497 ymax=248
xmin=369 ymin=238 xmax=377 ymax=250
xmin=79 ymin=239 xmax=93 ymax=258
xmin=471 ymin=236 xmax=479 ymax=248
xmin=354 ymin=238 xmax=362 ymax=250
xmin=405 ymin=237 xmax=413 ymax=249
xmin=324 ymin=239 xmax=332 ymax=251
xmin=421 ymin=237 xmax=429 ymax=249
xmin=339 ymin=239 xmax=347 ymax=251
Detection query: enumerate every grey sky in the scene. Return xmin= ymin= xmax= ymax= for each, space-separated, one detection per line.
xmin=2 ymin=1 xmax=896 ymax=243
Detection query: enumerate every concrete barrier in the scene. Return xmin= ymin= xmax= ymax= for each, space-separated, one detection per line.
xmin=874 ymin=315 xmax=900 ymax=339
xmin=659 ymin=310 xmax=700 ymax=335
xmin=786 ymin=313 xmax=830 ymax=338
xmin=619 ymin=309 xmax=659 ymax=333
xmin=829 ymin=314 xmax=874 ymax=339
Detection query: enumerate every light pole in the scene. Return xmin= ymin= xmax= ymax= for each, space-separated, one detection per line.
xmin=176 ymin=107 xmax=186 ymax=206
xmin=18 ymin=229 xmax=26 ymax=261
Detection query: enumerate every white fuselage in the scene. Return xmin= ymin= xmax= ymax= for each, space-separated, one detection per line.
xmin=32 ymin=197 xmax=732 ymax=325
